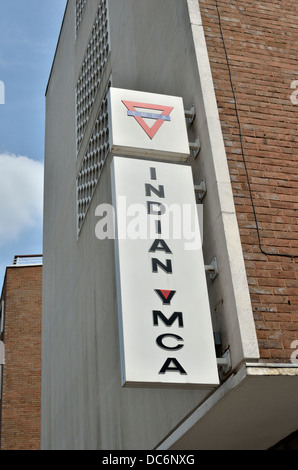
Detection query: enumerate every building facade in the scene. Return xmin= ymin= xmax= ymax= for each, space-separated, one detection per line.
xmin=42 ymin=0 xmax=298 ymax=449
xmin=0 ymin=256 xmax=42 ymax=450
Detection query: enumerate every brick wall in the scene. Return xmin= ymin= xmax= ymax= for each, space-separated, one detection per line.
xmin=0 ymin=266 xmax=42 ymax=450
xmin=200 ymin=0 xmax=298 ymax=361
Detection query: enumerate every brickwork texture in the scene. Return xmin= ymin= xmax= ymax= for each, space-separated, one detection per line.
xmin=200 ymin=0 xmax=298 ymax=361
xmin=0 ymin=266 xmax=42 ymax=450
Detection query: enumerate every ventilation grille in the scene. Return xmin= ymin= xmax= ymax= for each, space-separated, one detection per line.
xmin=77 ymin=95 xmax=110 ymax=234
xmin=76 ymin=0 xmax=87 ymax=34
xmin=76 ymin=0 xmax=110 ymax=153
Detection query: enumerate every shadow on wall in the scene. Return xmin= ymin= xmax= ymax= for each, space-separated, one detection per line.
xmin=270 ymin=430 xmax=298 ymax=450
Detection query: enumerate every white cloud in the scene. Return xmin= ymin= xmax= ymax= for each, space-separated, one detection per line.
xmin=0 ymin=153 xmax=44 ymax=245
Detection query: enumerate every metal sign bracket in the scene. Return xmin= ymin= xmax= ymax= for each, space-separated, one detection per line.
xmin=184 ymin=105 xmax=196 ymax=125
xmin=217 ymin=349 xmax=231 ymax=376
xmin=189 ymin=137 xmax=201 ymax=159
xmin=194 ymin=179 xmax=207 ymax=201
xmin=205 ymin=257 xmax=218 ymax=281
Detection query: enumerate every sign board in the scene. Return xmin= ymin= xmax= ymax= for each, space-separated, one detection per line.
xmin=111 ymin=156 xmax=219 ymax=388
xmin=108 ymin=88 xmax=190 ymax=162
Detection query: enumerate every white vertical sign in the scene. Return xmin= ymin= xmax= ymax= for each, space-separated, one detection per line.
xmin=111 ymin=156 xmax=219 ymax=388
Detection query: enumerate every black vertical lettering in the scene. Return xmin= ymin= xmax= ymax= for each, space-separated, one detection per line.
xmin=150 ymin=167 xmax=157 ymax=180
xmin=149 ymin=239 xmax=172 ymax=254
xmin=153 ymin=311 xmax=184 ymax=327
xmin=152 ymin=258 xmax=172 ymax=274
xmin=159 ymin=358 xmax=187 ymax=375
xmin=145 ymin=184 xmax=165 ymax=199
xmin=145 ymin=183 xmax=165 ymax=198
xmin=147 ymin=201 xmax=166 ymax=215
xmin=156 ymin=334 xmax=184 ymax=351
xmin=155 ymin=220 xmax=162 ymax=235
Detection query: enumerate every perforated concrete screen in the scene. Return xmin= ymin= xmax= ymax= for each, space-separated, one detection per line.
xmin=75 ymin=0 xmax=87 ymax=34
xmin=76 ymin=93 xmax=110 ymax=233
xmin=76 ymin=0 xmax=110 ymax=152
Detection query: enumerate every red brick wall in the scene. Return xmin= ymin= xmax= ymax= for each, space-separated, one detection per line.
xmin=0 ymin=266 xmax=42 ymax=450
xmin=200 ymin=0 xmax=298 ymax=361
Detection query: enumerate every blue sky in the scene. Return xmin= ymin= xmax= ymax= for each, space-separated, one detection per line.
xmin=0 ymin=0 xmax=67 ymax=285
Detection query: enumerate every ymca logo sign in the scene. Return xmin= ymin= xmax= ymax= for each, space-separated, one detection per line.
xmin=122 ymin=100 xmax=174 ymax=139
xmin=108 ymin=87 xmax=190 ymax=162
xmin=155 ymin=289 xmax=176 ymax=305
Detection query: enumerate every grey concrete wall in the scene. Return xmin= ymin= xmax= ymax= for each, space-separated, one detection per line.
xmin=42 ymin=0 xmax=258 ymax=450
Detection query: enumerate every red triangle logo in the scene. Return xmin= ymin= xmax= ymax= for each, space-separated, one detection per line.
xmin=122 ymin=100 xmax=174 ymax=140
xmin=154 ymin=289 xmax=176 ymax=305
xmin=161 ymin=290 xmax=171 ymax=299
